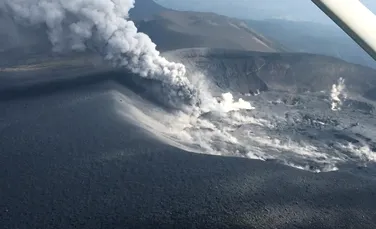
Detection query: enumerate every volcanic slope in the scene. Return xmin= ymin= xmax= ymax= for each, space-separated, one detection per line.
xmin=1 ymin=62 xmax=376 ymax=229
xmin=164 ymin=48 xmax=376 ymax=96
xmin=3 ymin=47 xmax=376 ymax=172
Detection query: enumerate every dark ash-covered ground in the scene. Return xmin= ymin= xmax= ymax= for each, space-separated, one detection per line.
xmin=1 ymin=80 xmax=376 ymax=229
xmin=2 ymin=48 xmax=376 ymax=228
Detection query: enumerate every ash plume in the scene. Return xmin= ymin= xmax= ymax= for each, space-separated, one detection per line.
xmin=1 ymin=0 xmax=197 ymax=108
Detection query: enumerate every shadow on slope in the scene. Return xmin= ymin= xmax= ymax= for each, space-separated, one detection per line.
xmin=0 ymin=70 xmax=178 ymax=112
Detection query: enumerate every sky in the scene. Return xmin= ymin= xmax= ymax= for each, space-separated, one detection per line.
xmin=155 ymin=0 xmax=376 ymax=24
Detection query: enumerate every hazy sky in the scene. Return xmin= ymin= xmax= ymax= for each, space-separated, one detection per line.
xmin=155 ymin=0 xmax=376 ymax=24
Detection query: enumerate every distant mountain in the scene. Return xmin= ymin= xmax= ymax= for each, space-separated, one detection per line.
xmin=129 ymin=0 xmax=168 ymax=20
xmin=154 ymin=0 xmax=376 ymax=24
xmin=135 ymin=10 xmax=287 ymax=52
xmin=129 ymin=0 xmax=287 ymax=52
xmin=154 ymin=0 xmax=330 ymax=23
xmin=0 ymin=0 xmax=287 ymax=55
xmin=245 ymin=19 xmax=376 ymax=68
xmin=130 ymin=0 xmax=376 ymax=68
xmin=0 ymin=12 xmax=43 ymax=51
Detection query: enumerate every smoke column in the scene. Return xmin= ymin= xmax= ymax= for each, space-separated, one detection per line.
xmin=330 ymin=77 xmax=346 ymax=111
xmin=0 ymin=0 xmax=197 ymax=108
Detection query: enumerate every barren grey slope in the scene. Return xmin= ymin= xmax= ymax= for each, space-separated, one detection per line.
xmin=164 ymin=48 xmax=376 ymax=98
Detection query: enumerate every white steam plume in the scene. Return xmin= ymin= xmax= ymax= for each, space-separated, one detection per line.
xmin=330 ymin=77 xmax=346 ymax=111
xmin=1 ymin=0 xmax=197 ymax=108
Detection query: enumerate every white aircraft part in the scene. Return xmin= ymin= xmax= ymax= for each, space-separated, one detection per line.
xmin=312 ymin=0 xmax=376 ymax=61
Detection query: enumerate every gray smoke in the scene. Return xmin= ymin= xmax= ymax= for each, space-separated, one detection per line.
xmin=1 ymin=0 xmax=197 ymax=108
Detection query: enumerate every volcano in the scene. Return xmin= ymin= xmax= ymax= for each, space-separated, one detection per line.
xmin=2 ymin=0 xmax=376 ymax=228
